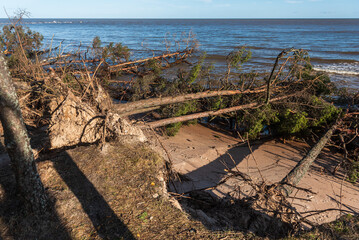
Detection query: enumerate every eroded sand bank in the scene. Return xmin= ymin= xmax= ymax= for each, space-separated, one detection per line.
xmin=159 ymin=124 xmax=359 ymax=224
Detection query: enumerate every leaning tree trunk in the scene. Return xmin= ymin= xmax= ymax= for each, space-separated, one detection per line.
xmin=0 ymin=53 xmax=48 ymax=213
xmin=278 ymin=117 xmax=342 ymax=196
xmin=143 ymin=94 xmax=296 ymax=128
xmin=115 ymin=87 xmax=273 ymax=116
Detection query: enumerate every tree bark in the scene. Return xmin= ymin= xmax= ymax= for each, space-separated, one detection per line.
xmin=143 ymin=94 xmax=295 ymax=128
xmin=278 ymin=117 xmax=342 ymax=196
xmin=0 ymin=53 xmax=48 ymax=213
xmin=109 ymin=49 xmax=193 ymax=71
xmin=115 ymin=87 xmax=275 ymax=116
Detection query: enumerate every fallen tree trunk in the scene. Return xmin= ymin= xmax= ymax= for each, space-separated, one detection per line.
xmin=115 ymin=86 xmax=276 ymax=116
xmin=278 ymin=117 xmax=342 ymax=196
xmin=109 ymin=49 xmax=193 ymax=71
xmin=41 ymin=57 xmax=102 ymax=66
xmin=142 ymin=94 xmax=295 ymax=128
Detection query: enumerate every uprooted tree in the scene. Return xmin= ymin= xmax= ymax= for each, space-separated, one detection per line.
xmin=0 ymin=52 xmax=48 ymax=213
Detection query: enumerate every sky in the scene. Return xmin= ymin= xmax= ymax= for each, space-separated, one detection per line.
xmin=1 ymin=0 xmax=358 ymax=19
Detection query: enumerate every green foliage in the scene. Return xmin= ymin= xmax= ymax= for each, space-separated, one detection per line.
xmin=131 ymin=74 xmax=157 ymax=101
xmin=165 ymin=122 xmax=183 ymax=136
xmin=240 ymin=98 xmax=340 ymax=140
xmin=0 ymin=24 xmax=43 ymax=69
xmin=209 ymin=96 xmax=227 ymax=111
xmin=312 ymin=100 xmax=341 ymax=127
xmin=146 ymin=59 xmax=162 ymax=75
xmin=243 ymin=105 xmax=279 ymax=139
xmin=90 ymin=36 xmax=130 ymax=62
xmin=138 ymin=211 xmax=149 ymax=222
xmin=162 ymin=101 xmax=198 ymax=136
xmin=102 ymin=42 xmax=130 ymax=62
xmin=0 ymin=24 xmax=43 ymax=55
xmin=187 ymin=53 xmax=206 ymax=84
xmin=301 ymin=69 xmax=334 ymax=96
xmin=348 ymin=161 xmax=359 ymax=183
xmin=92 ymin=36 xmax=101 ymax=49
xmin=277 ymin=109 xmax=309 ymax=135
xmin=226 ymin=46 xmax=252 ymax=70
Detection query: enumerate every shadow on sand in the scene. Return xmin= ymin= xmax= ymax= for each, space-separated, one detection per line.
xmin=169 ymin=140 xmax=296 ymax=239
xmin=0 ymin=141 xmax=71 ymax=239
xmin=49 ymin=149 xmax=135 ymax=239
xmin=0 ymin=133 xmax=135 ymax=239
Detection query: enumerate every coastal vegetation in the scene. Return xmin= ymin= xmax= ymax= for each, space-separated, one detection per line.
xmin=0 ymin=16 xmax=358 ymax=239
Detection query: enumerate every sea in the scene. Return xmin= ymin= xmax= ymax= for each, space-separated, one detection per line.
xmin=0 ymin=18 xmax=358 ymax=89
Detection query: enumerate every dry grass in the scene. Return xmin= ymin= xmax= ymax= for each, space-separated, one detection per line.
xmin=0 ymin=141 xmax=248 ymax=239
xmin=1 ymin=139 xmax=357 ymax=239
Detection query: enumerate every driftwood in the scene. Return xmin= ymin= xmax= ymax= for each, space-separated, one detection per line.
xmin=142 ymin=94 xmax=296 ymax=128
xmin=278 ymin=117 xmax=342 ymax=196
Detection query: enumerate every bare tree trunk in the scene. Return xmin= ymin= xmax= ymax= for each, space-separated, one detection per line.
xmin=265 ymin=48 xmax=295 ymax=104
xmin=0 ymin=53 xmax=48 ymax=213
xmin=143 ymin=94 xmax=295 ymax=128
xmin=109 ymin=49 xmax=193 ymax=71
xmin=278 ymin=117 xmax=342 ymax=196
xmin=115 ymin=87 xmax=275 ymax=116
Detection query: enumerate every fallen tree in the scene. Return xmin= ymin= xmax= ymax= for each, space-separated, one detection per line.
xmin=115 ymin=86 xmax=274 ymax=116
xmin=142 ymin=94 xmax=296 ymax=128
xmin=109 ymin=48 xmax=194 ymax=72
xmin=278 ymin=116 xmax=343 ymax=196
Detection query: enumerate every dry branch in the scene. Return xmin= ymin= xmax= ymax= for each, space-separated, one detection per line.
xmin=265 ymin=48 xmax=296 ymax=104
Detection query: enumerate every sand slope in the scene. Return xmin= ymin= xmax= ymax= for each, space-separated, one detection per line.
xmin=160 ymin=124 xmax=359 ymax=224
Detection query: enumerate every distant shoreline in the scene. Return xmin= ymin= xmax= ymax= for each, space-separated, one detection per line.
xmin=1 ymin=18 xmax=359 ymax=20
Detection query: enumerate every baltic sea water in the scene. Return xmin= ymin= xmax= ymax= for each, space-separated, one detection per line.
xmin=1 ymin=18 xmax=358 ymax=88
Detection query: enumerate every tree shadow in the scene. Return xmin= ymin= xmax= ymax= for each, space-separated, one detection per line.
xmin=169 ymin=141 xmax=296 ymax=239
xmin=48 ymin=149 xmax=135 ymax=239
xmin=1 ymin=128 xmax=135 ymax=239
xmin=169 ymin=143 xmax=259 ymax=194
xmin=0 ymin=141 xmax=71 ymax=240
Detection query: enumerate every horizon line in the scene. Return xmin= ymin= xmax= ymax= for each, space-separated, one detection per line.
xmin=0 ymin=17 xmax=359 ymax=20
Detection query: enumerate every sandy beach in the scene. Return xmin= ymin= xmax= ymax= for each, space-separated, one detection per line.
xmin=158 ymin=124 xmax=359 ymax=225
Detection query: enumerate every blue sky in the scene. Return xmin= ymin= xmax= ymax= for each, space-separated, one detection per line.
xmin=1 ymin=0 xmax=358 ymax=18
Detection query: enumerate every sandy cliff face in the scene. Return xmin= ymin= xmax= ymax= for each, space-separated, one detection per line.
xmin=48 ymin=92 xmax=146 ymax=149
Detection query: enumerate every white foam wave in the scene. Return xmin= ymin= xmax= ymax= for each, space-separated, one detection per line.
xmin=313 ymin=68 xmax=359 ymax=76
xmin=313 ymin=62 xmax=359 ymax=76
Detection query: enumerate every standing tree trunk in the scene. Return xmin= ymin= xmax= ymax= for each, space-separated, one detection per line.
xmin=278 ymin=117 xmax=342 ymax=196
xmin=0 ymin=53 xmax=48 ymax=213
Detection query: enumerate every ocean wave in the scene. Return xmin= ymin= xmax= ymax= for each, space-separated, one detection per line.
xmin=313 ymin=62 xmax=359 ymax=76
xmin=25 ymin=21 xmax=76 ymax=24
xmin=310 ymin=57 xmax=359 ymax=64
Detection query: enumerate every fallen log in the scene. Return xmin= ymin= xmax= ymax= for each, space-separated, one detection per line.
xmin=115 ymin=86 xmax=276 ymax=116
xmin=142 ymin=94 xmax=296 ymax=128
xmin=278 ymin=116 xmax=342 ymax=196
xmin=109 ymin=49 xmax=193 ymax=71
xmin=40 ymin=57 xmax=102 ymax=66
